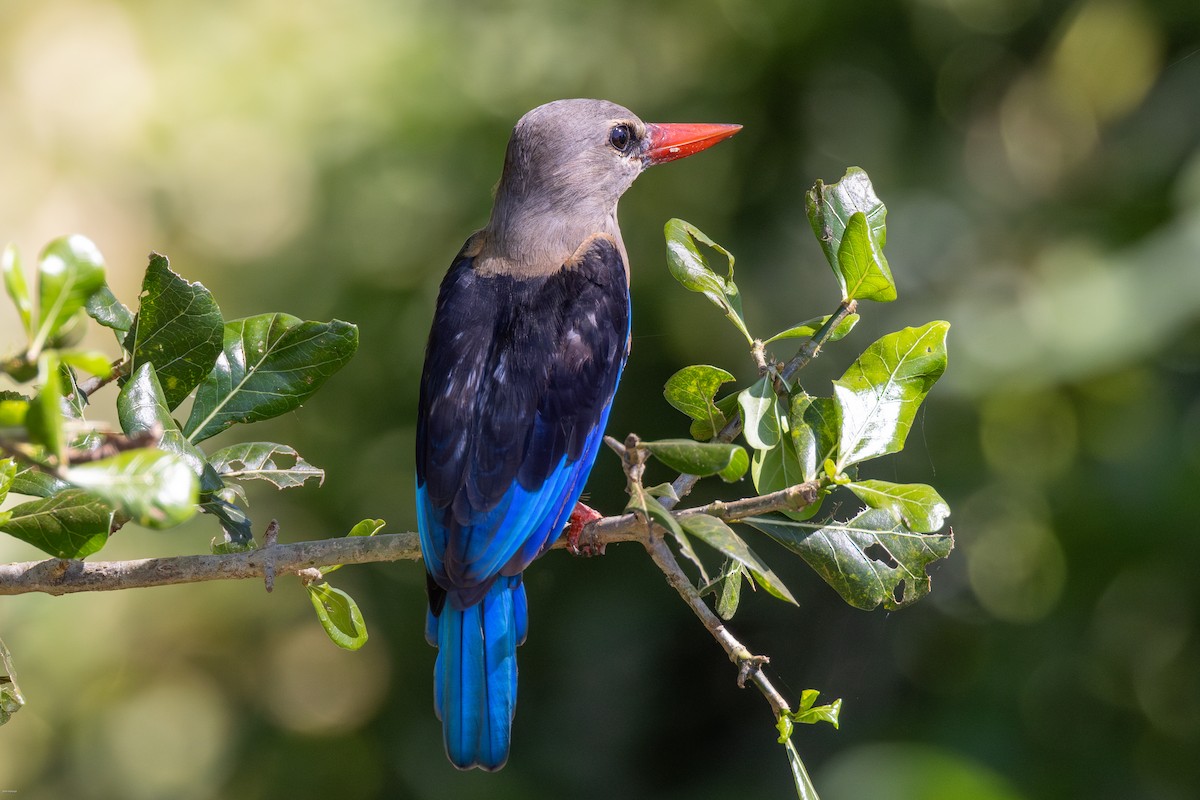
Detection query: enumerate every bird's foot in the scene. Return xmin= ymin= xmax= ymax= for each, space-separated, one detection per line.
xmin=565 ymin=502 xmax=605 ymax=556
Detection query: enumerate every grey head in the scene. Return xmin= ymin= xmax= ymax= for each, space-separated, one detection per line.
xmin=478 ymin=98 xmax=740 ymax=276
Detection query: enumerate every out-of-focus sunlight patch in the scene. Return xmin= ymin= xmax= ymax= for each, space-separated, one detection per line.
xmin=914 ymin=0 xmax=1039 ymax=35
xmin=980 ymin=389 xmax=1077 ymax=480
xmin=71 ymin=672 xmax=234 ymax=800
xmin=804 ymin=65 xmax=904 ymax=169
xmin=261 ymin=621 xmax=390 ymax=735
xmin=1077 ymin=369 xmax=1169 ymax=465
xmin=11 ymin=1 xmax=154 ymax=153
xmin=999 ymin=73 xmax=1097 ymax=192
xmin=0 ymin=706 xmax=52 ymax=790
xmin=962 ymin=486 xmax=1066 ymax=623
xmin=1050 ymin=0 xmax=1162 ymax=124
xmin=169 ymin=122 xmax=315 ymax=260
xmin=1092 ymin=565 xmax=1200 ymax=737
xmin=819 ymin=742 xmax=1027 ymax=800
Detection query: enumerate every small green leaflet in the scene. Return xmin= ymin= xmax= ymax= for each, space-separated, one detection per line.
xmin=2 ymin=244 xmax=33 ymax=335
xmin=766 ymin=313 xmax=860 ymax=345
xmin=308 ymin=582 xmax=368 ymax=650
xmin=640 ymin=439 xmax=748 ymax=481
xmin=0 ymin=638 xmax=24 ymax=726
xmin=32 ymin=235 xmax=108 ymax=356
xmin=664 ymin=219 xmax=752 ymax=342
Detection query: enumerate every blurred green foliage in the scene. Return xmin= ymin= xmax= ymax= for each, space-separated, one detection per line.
xmin=1 ymin=0 xmax=1199 ymax=798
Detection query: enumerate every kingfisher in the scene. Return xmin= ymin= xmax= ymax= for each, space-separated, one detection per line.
xmin=416 ymin=98 xmax=740 ymax=770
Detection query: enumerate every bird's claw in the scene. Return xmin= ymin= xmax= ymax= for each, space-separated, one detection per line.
xmin=565 ymin=502 xmax=604 ymax=556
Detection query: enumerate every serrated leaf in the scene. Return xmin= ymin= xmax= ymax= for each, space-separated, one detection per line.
xmin=664 ymin=219 xmax=752 ymax=342
xmin=745 ymin=508 xmax=954 ymax=610
xmin=664 ymin=365 xmax=735 ymax=437
xmin=0 ymin=488 xmax=114 ymax=558
xmin=837 ymin=212 xmax=896 ymax=302
xmin=805 ymin=167 xmax=888 ymax=298
xmin=32 ymin=235 xmax=107 ymax=355
xmin=679 ymin=514 xmax=796 ymax=605
xmin=641 ymin=439 xmax=746 ymax=478
xmin=25 ymin=353 xmax=65 ymax=463
xmin=833 ymin=321 xmax=949 ymax=470
xmin=208 ymin=442 xmax=324 ymax=490
xmin=847 ymin=480 xmax=950 ymax=533
xmin=65 ymin=449 xmax=199 ymax=529
xmin=123 ymin=254 xmax=224 ymax=410
xmin=117 ymin=363 xmax=215 ymax=488
xmin=85 ymin=285 xmax=134 ymax=333
xmin=627 ymin=486 xmax=708 ymax=583
xmin=308 ymin=582 xmax=369 ymax=650
xmin=765 ymin=313 xmax=860 ymax=345
xmin=2 ymin=244 xmax=32 ymax=335
xmin=739 ymin=376 xmax=780 ymax=450
xmin=0 ymin=638 xmax=24 ymax=726
xmin=184 ymin=314 xmax=358 ymax=443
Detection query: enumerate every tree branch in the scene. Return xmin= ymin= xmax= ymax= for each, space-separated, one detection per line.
xmin=0 ymin=481 xmax=817 ymax=596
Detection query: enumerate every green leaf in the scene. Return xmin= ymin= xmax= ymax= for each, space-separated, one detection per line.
xmin=208 ymin=442 xmax=324 ymax=490
xmin=783 ymin=738 xmax=821 ymax=800
xmin=833 ymin=321 xmax=949 ymax=470
xmin=0 ymin=459 xmax=16 ymax=507
xmin=59 ymin=350 xmax=114 ymax=378
xmin=847 ymin=480 xmax=950 ymax=533
xmin=714 ymin=559 xmax=745 ymax=620
xmin=788 ymin=688 xmax=843 ymax=729
xmin=117 ymin=363 xmax=215 ymax=487
xmin=308 ymin=582 xmax=369 ymax=650
xmin=65 ymin=449 xmax=199 ymax=530
xmin=765 ymin=313 xmax=860 ymax=345
xmin=2 ymin=244 xmax=32 ymax=335
xmin=745 ymin=508 xmax=954 ymax=610
xmin=751 ymin=432 xmax=805 ymax=497
xmin=627 ymin=486 xmax=708 ymax=583
xmin=184 ymin=314 xmax=359 ymax=443
xmin=85 ymin=285 xmax=134 ymax=333
xmin=679 ymin=514 xmax=796 ymax=605
xmin=718 ymin=446 xmax=750 ymax=483
xmin=0 ymin=488 xmax=114 ymax=558
xmin=837 ymin=212 xmax=896 ymax=302
xmin=640 ymin=439 xmax=747 ymax=478
xmin=123 ymin=254 xmax=224 ymax=410
xmin=692 ymin=392 xmax=741 ymax=441
xmin=0 ymin=638 xmax=24 ymax=727
xmin=789 ymin=393 xmax=840 ymax=483
xmin=805 ymin=167 xmax=888 ymax=297
xmin=10 ymin=467 xmax=69 ymax=498
xmin=664 ymin=365 xmax=735 ymax=438
xmin=25 ymin=353 xmax=65 ymax=463
xmin=199 ymin=496 xmax=254 ymax=545
xmin=644 ymin=482 xmax=679 ymax=501
xmin=32 ymin=235 xmax=107 ymax=355
xmin=739 ymin=376 xmax=780 ymax=450
xmin=664 ymin=219 xmax=752 ymax=342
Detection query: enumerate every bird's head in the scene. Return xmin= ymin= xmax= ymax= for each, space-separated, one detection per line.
xmin=493 ymin=98 xmax=741 ymax=222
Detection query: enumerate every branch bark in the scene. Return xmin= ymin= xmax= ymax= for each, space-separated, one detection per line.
xmin=0 ymin=481 xmax=817 ymax=596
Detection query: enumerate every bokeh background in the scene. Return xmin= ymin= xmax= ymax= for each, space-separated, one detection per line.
xmin=2 ymin=0 xmax=1199 ymax=797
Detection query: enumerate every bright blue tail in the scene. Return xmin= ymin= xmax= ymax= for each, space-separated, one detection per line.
xmin=431 ymin=578 xmax=528 ymax=770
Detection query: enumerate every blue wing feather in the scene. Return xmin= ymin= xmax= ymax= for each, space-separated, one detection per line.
xmin=416 ymin=233 xmax=629 ymax=769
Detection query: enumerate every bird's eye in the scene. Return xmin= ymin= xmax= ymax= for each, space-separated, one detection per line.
xmin=609 ymin=124 xmax=633 ymax=153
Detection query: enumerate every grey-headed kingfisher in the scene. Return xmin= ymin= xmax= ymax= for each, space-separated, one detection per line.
xmin=416 ymin=98 xmax=740 ymax=770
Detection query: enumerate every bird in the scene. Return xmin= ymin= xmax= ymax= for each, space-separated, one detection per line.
xmin=415 ymin=98 xmax=740 ymax=771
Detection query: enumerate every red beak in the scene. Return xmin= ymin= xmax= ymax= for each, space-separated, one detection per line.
xmin=644 ymin=122 xmax=742 ymax=165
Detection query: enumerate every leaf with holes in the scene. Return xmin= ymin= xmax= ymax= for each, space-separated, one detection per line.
xmin=847 ymin=480 xmax=950 ymax=533
xmin=745 ymin=508 xmax=953 ymax=610
xmin=208 ymin=442 xmax=324 ymax=490
xmin=184 ymin=313 xmax=358 ymax=443
xmin=123 ymin=254 xmax=224 ymax=410
xmin=833 ymin=321 xmax=949 ymax=470
xmin=0 ymin=489 xmax=114 ymax=558
xmin=679 ymin=513 xmax=796 ymax=605
xmin=308 ymin=582 xmax=368 ymax=650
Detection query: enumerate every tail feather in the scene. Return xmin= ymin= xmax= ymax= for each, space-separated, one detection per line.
xmin=433 ymin=578 xmax=525 ymax=770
